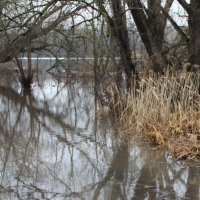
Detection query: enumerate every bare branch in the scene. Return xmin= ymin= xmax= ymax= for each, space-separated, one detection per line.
xmin=160 ymin=5 xmax=189 ymax=43
xmin=177 ymin=0 xmax=191 ymax=14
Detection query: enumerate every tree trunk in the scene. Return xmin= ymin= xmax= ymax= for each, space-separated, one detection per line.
xmin=188 ymin=0 xmax=200 ymax=65
xmin=177 ymin=0 xmax=200 ymax=66
xmin=95 ymin=0 xmax=136 ymax=90
xmin=126 ymin=0 xmax=173 ymax=73
xmin=111 ymin=0 xmax=135 ymax=89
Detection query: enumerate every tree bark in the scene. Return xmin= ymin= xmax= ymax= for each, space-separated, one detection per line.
xmin=188 ymin=0 xmax=200 ymax=65
xmin=177 ymin=0 xmax=200 ymax=66
xmin=111 ymin=0 xmax=136 ymax=89
xmin=95 ymin=0 xmax=136 ymax=90
xmin=126 ymin=0 xmax=173 ymax=73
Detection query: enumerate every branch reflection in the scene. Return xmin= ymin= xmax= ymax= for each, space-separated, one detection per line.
xmin=0 ymin=78 xmax=199 ymax=200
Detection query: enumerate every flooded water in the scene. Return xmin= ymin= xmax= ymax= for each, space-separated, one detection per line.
xmin=0 ymin=72 xmax=200 ymax=200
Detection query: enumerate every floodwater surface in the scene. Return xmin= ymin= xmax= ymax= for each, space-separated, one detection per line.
xmin=0 ymin=73 xmax=200 ymax=200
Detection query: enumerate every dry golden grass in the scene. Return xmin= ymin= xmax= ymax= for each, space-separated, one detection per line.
xmin=107 ymin=72 xmax=200 ymax=160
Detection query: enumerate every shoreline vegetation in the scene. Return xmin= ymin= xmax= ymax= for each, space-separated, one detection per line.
xmin=106 ymin=71 xmax=200 ymax=161
xmin=1 ymin=62 xmax=200 ymax=161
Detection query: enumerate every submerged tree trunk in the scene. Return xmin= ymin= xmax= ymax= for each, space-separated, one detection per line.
xmin=15 ymin=56 xmax=33 ymax=89
xmin=14 ymin=47 xmax=33 ymax=89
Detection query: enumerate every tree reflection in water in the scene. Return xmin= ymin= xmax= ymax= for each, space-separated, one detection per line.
xmin=0 ymin=77 xmax=199 ymax=200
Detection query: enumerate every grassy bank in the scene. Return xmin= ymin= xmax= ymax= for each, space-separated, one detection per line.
xmin=108 ymin=73 xmax=200 ymax=160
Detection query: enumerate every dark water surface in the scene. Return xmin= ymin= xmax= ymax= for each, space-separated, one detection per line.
xmin=0 ymin=73 xmax=200 ymax=200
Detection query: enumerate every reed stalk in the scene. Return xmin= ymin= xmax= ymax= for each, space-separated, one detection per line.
xmin=107 ymin=72 xmax=200 ymax=160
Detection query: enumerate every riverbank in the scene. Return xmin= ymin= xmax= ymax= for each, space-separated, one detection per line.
xmin=107 ymin=72 xmax=200 ymax=161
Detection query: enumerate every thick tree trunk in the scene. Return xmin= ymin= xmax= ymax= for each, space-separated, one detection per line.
xmin=177 ymin=0 xmax=200 ymax=66
xmin=126 ymin=0 xmax=173 ymax=73
xmin=148 ymin=0 xmax=166 ymax=51
xmin=111 ymin=0 xmax=135 ymax=89
xmin=188 ymin=0 xmax=200 ymax=65
xmin=95 ymin=0 xmax=136 ymax=90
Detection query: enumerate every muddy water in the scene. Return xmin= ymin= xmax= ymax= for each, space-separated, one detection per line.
xmin=0 ymin=75 xmax=199 ymax=200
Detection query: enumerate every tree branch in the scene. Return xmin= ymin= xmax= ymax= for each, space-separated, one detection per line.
xmin=160 ymin=5 xmax=189 ymax=43
xmin=177 ymin=0 xmax=191 ymax=14
xmin=164 ymin=0 xmax=174 ymax=13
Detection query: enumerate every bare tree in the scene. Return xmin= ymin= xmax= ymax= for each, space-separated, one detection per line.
xmin=126 ymin=0 xmax=174 ymax=73
xmin=94 ymin=0 xmax=136 ymax=90
xmin=0 ymin=0 xmax=86 ymax=88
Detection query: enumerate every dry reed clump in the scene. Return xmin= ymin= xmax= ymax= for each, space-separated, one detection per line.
xmin=107 ymin=73 xmax=200 ymax=160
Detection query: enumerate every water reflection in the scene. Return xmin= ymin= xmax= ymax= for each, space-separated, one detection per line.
xmin=0 ymin=76 xmax=199 ymax=200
